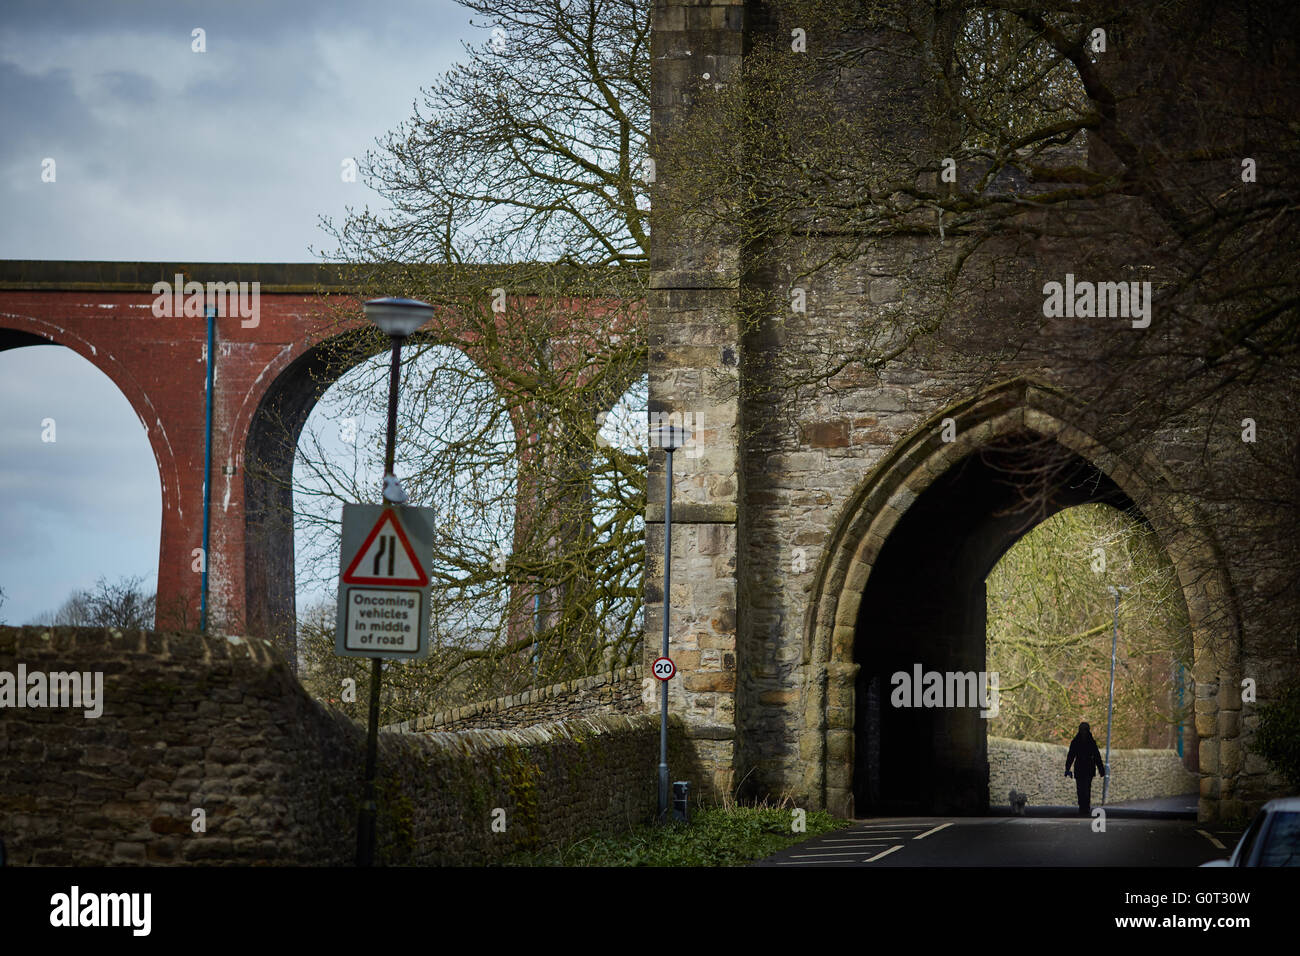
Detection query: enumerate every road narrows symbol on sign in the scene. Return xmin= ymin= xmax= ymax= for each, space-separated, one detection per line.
xmin=652 ymin=656 xmax=676 ymax=681
xmin=341 ymin=508 xmax=430 ymax=586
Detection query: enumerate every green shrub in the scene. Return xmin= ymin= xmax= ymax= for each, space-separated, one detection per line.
xmin=1251 ymin=681 xmax=1300 ymax=791
xmin=503 ymin=804 xmax=849 ymax=867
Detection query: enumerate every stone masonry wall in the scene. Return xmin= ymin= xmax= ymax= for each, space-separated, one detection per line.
xmin=645 ymin=0 xmax=748 ymax=804
xmin=650 ymin=0 xmax=1300 ymax=825
xmin=988 ymin=736 xmax=1197 ymax=808
xmin=0 ymin=627 xmax=699 ymax=865
xmin=386 ymin=665 xmax=645 ymax=733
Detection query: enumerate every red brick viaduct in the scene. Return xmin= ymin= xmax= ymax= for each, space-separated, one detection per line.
xmin=0 ymin=260 xmax=633 ymax=662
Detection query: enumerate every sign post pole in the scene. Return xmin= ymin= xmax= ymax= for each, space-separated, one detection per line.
xmin=349 ymin=297 xmax=433 ymax=867
xmin=659 ymin=442 xmax=673 ymax=823
xmin=1102 ymin=584 xmax=1128 ymax=805
xmin=653 ymin=423 xmax=689 ymax=823
xmin=356 ymin=332 xmax=402 ymax=868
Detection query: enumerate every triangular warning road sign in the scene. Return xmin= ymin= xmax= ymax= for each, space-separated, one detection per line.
xmin=342 ymin=508 xmax=430 ymax=586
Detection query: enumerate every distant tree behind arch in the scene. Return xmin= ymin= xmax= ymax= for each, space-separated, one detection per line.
xmin=986 ymin=503 xmax=1191 ymax=748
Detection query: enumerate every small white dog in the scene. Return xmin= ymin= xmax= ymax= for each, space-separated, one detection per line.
xmin=1009 ymin=789 xmax=1028 ymax=815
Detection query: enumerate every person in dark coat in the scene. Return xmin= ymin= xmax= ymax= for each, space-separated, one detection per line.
xmin=1065 ymin=721 xmax=1106 ymax=816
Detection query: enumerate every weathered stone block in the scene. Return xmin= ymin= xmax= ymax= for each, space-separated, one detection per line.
xmin=684 ymin=671 xmax=735 ymax=693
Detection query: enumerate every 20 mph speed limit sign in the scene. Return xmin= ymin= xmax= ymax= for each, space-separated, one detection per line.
xmin=652 ymin=657 xmax=676 ymax=680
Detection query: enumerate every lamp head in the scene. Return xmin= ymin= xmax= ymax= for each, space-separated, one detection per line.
xmin=364 ymin=297 xmax=434 ymax=338
xmin=650 ymin=422 xmax=692 ymax=452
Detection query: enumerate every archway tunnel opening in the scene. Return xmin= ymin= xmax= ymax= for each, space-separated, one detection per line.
xmin=851 ymin=433 xmax=1194 ymax=816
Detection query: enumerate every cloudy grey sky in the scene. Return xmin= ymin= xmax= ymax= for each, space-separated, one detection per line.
xmin=0 ymin=0 xmax=485 ymax=624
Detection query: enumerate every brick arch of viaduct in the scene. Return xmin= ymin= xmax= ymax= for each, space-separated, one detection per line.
xmin=240 ymin=322 xmax=436 ymax=647
xmin=0 ymin=318 xmax=181 ymax=518
xmin=0 ymin=271 xmax=393 ymax=649
xmin=799 ymin=378 xmax=1241 ymax=820
xmin=0 ymin=262 xmax=641 ymax=665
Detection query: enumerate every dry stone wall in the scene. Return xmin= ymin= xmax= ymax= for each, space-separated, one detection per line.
xmin=388 ymin=666 xmax=645 ymax=732
xmin=988 ymin=736 xmax=1197 ymax=808
xmin=0 ymin=627 xmax=697 ymax=865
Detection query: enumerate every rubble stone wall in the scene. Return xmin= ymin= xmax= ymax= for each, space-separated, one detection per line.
xmin=0 ymin=627 xmax=697 ymax=865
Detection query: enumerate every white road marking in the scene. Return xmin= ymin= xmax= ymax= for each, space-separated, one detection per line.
xmin=791 ymin=851 xmax=881 ymax=858
xmin=853 ymin=823 xmax=930 ymax=828
xmin=914 ymin=823 xmax=953 ymax=840
xmin=1196 ymin=829 xmax=1226 ymax=850
xmin=775 ymin=860 xmax=846 ymax=865
xmin=825 ymin=833 xmax=918 ymax=839
xmin=865 ymin=844 xmax=904 ymax=862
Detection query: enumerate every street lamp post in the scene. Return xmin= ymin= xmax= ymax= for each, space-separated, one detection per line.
xmin=355 ymin=296 xmax=432 ymax=867
xmin=1102 ymin=584 xmax=1129 ymax=805
xmin=652 ymin=422 xmax=690 ymax=822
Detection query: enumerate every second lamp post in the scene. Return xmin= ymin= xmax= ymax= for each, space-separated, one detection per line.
xmin=653 ymin=422 xmax=690 ymax=822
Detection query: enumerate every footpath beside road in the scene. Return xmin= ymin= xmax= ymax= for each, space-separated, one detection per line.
xmin=988 ymin=792 xmax=1199 ymax=819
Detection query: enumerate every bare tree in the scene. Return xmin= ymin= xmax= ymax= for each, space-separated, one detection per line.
xmin=82 ymin=576 xmax=155 ymax=630
xmin=280 ymin=0 xmax=653 ymax=718
xmin=26 ymin=576 xmax=155 ymax=629
xmin=319 ymin=0 xmax=649 ymax=269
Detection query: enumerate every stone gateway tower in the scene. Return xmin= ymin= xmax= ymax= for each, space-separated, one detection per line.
xmin=647 ymin=0 xmax=1300 ymax=822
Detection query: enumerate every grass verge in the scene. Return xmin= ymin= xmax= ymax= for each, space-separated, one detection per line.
xmin=503 ymin=804 xmax=851 ymax=866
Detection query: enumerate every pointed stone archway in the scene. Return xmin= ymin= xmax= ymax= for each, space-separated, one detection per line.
xmin=800 ymin=379 xmax=1241 ymax=822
